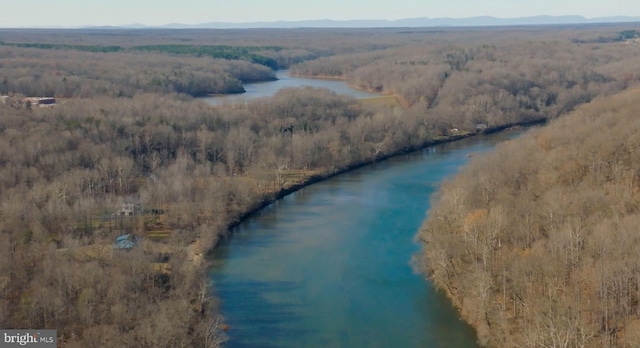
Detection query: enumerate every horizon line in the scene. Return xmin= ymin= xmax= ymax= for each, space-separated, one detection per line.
xmin=3 ymin=14 xmax=640 ymax=30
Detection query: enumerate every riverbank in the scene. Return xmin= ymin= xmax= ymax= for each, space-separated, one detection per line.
xmin=415 ymin=88 xmax=640 ymax=347
xmin=204 ymin=116 xmax=546 ymax=345
xmin=288 ymin=72 xmax=411 ymax=107
xmin=287 ymin=72 xmax=345 ymax=81
xmin=201 ymin=70 xmax=381 ymax=105
xmin=210 ymin=132 xmax=535 ymax=347
xmin=195 ymin=113 xmax=546 ymax=342
xmin=214 ymin=117 xmax=546 ymax=248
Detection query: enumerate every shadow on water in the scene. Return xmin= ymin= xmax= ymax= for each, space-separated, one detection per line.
xmin=213 ymin=280 xmax=315 ymax=348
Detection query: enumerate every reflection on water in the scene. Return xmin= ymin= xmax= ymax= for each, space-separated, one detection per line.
xmin=200 ymin=70 xmax=381 ymax=105
xmin=209 ymin=130 xmax=526 ymax=347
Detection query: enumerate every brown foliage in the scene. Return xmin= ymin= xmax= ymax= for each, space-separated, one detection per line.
xmin=2 ymin=25 xmax=640 ymax=347
xmin=0 ymin=87 xmax=441 ymax=346
xmin=292 ymin=26 xmax=640 ymax=131
xmin=0 ymin=46 xmax=273 ymax=97
xmin=417 ymin=88 xmax=640 ymax=347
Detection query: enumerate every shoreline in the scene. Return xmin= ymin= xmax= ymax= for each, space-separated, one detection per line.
xmin=205 ymin=116 xmax=547 ymax=342
xmin=202 ymin=76 xmax=279 ymax=97
xmin=203 ymin=72 xmax=409 ymax=107
xmin=287 ymin=72 xmax=345 ymax=81
xmin=203 ymin=116 xmax=547 ymax=342
xmin=288 ymin=72 xmax=410 ymax=107
xmin=212 ymin=117 xmax=547 ymax=249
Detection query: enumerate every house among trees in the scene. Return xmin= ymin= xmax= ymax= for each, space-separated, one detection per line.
xmin=113 ymin=234 xmax=140 ymax=249
xmin=113 ymin=202 xmax=137 ymax=216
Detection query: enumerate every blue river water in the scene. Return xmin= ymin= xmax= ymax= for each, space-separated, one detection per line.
xmin=209 ymin=130 xmax=526 ymax=347
xmin=201 ymin=70 xmax=381 ymax=105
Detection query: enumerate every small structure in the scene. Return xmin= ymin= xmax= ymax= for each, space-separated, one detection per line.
xmin=113 ymin=202 xmax=136 ymax=216
xmin=16 ymin=97 xmax=57 ymax=107
xmin=475 ymin=123 xmax=488 ymax=132
xmin=37 ymin=97 xmax=56 ymax=106
xmin=0 ymin=96 xmax=8 ymax=104
xmin=113 ymin=234 xmax=140 ymax=250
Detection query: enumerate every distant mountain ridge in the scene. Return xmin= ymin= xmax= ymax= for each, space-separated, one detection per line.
xmin=101 ymin=15 xmax=640 ymax=29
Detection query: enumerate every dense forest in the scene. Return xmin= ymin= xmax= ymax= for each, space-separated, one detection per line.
xmin=1 ymin=24 xmax=640 ymax=346
xmin=416 ymin=87 xmax=640 ymax=347
xmin=290 ymin=31 xmax=640 ymax=129
xmin=0 ymin=47 xmax=277 ymax=97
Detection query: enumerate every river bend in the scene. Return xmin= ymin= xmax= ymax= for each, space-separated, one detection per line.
xmin=209 ymin=130 xmax=525 ymax=347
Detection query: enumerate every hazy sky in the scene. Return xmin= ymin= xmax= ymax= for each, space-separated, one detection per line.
xmin=3 ymin=0 xmax=640 ymax=27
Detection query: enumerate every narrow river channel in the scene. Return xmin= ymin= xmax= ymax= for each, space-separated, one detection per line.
xmin=208 ymin=129 xmax=529 ymax=347
xmin=200 ymin=70 xmax=381 ymax=105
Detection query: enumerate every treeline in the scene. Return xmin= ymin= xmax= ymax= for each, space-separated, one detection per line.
xmin=571 ymin=29 xmax=640 ymax=43
xmin=0 ymin=28 xmax=412 ymax=56
xmin=0 ymin=42 xmax=315 ymax=70
xmin=416 ymin=88 xmax=640 ymax=347
xmin=0 ymin=46 xmax=276 ymax=97
xmin=290 ymin=29 xmax=640 ymax=130
xmin=131 ymin=45 xmax=280 ymax=69
xmin=0 ymin=42 xmax=124 ymax=53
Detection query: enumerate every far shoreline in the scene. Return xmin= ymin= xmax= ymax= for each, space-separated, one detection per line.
xmin=203 ymin=70 xmax=407 ymax=106
xmin=286 ymin=71 xmax=410 ymax=106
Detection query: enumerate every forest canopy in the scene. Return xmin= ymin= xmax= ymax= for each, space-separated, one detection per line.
xmin=416 ymin=87 xmax=640 ymax=347
xmin=1 ymin=24 xmax=640 ymax=347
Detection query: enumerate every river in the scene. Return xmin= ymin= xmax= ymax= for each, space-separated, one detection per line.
xmin=208 ymin=130 xmax=528 ymax=347
xmin=201 ymin=70 xmax=381 ymax=105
